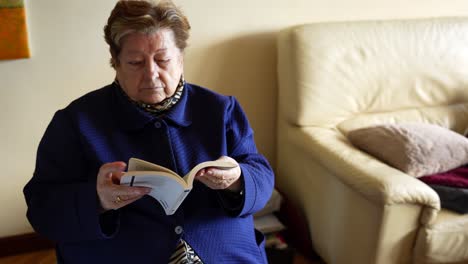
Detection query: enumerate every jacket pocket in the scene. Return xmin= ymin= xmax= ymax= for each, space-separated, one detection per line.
xmin=254 ymin=228 xmax=268 ymax=263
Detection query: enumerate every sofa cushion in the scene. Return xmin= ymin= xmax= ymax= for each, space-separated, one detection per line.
xmin=414 ymin=209 xmax=468 ymax=263
xmin=277 ymin=18 xmax=468 ymax=128
xmin=347 ymin=123 xmax=468 ymax=177
xmin=337 ymin=103 xmax=468 ymax=136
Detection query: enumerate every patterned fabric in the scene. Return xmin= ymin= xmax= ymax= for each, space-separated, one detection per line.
xmin=169 ymin=239 xmax=204 ymax=264
xmin=115 ymin=75 xmax=185 ymax=115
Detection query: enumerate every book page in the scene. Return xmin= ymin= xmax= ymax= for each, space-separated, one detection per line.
xmin=120 ymin=171 xmax=190 ymax=215
xmin=183 ymin=160 xmax=238 ymax=187
xmin=128 ymin=158 xmax=178 ymax=176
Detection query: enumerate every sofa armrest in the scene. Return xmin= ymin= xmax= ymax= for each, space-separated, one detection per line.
xmin=288 ymin=126 xmax=440 ymax=224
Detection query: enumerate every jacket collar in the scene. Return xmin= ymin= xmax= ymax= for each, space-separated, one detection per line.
xmin=163 ymin=84 xmax=192 ymax=127
xmin=112 ymin=82 xmax=192 ymax=131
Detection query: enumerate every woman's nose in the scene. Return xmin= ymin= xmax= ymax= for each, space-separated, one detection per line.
xmin=144 ymin=61 xmax=159 ymax=79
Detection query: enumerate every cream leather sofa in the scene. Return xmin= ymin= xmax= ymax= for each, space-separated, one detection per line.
xmin=276 ymin=18 xmax=468 ymax=264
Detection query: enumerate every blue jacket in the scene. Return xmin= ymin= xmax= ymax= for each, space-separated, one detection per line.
xmin=24 ymin=82 xmax=274 ymax=263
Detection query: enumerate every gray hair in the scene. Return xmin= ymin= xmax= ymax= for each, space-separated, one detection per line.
xmin=103 ymin=0 xmax=191 ymax=68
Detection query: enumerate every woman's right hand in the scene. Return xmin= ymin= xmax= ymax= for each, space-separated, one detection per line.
xmin=96 ymin=162 xmax=151 ymax=211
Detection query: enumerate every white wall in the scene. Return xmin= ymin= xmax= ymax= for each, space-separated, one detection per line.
xmin=1 ymin=0 xmax=468 ymax=237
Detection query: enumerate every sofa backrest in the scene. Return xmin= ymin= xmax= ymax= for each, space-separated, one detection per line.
xmin=277 ymin=17 xmax=468 ymax=129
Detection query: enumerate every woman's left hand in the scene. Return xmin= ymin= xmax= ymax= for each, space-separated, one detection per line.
xmin=195 ymin=156 xmax=242 ymax=192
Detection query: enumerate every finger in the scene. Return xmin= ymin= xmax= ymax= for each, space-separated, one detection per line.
xmin=113 ymin=195 xmax=143 ymax=209
xmin=198 ymin=174 xmax=231 ymax=190
xmin=118 ymin=188 xmax=151 ymax=201
xmin=101 ymin=171 xmax=122 ymax=186
xmin=117 ymin=186 xmax=152 ymax=198
xmin=97 ymin=172 xmax=119 ymax=209
xmin=206 ymin=168 xmax=221 ymax=177
xmin=203 ymin=171 xmax=225 ymax=185
xmin=107 ymin=186 xmax=151 ymax=209
xmin=195 ymin=168 xmax=206 ymax=177
xmin=100 ymin=183 xmax=150 ymax=211
xmin=110 ymin=171 xmax=126 ymax=184
xmin=98 ymin=162 xmax=127 ymax=183
xmin=101 ymin=162 xmax=127 ymax=174
xmin=207 ymin=168 xmax=231 ymax=181
xmin=101 ymin=172 xmax=120 ymax=186
xmin=197 ymin=175 xmax=219 ymax=189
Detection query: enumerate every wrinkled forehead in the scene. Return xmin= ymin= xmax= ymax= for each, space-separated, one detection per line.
xmin=119 ymin=29 xmax=180 ymax=56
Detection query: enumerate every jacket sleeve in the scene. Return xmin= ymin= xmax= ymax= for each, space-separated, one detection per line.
xmin=224 ymin=97 xmax=275 ymax=217
xmin=23 ymin=109 xmax=116 ymax=242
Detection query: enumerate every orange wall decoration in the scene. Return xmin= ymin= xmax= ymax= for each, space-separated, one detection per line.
xmin=0 ymin=0 xmax=30 ymax=60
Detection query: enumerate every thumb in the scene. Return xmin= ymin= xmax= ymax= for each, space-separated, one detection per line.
xmin=102 ymin=172 xmax=115 ymax=185
xmin=98 ymin=162 xmax=127 ymax=183
xmin=111 ymin=171 xmax=125 ymax=184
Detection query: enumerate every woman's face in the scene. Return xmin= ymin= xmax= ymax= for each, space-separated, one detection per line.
xmin=116 ymin=29 xmax=184 ymax=104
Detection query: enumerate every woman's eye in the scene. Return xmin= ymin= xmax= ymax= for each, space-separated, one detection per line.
xmin=128 ymin=61 xmax=143 ymax=66
xmin=157 ymin=59 xmax=170 ymax=64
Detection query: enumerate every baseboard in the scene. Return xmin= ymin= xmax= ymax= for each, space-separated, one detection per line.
xmin=0 ymin=232 xmax=55 ymax=257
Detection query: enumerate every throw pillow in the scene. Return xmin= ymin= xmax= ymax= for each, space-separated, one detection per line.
xmin=347 ymin=123 xmax=468 ymax=177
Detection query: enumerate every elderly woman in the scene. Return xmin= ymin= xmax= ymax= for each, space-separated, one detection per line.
xmin=23 ymin=0 xmax=274 ymax=263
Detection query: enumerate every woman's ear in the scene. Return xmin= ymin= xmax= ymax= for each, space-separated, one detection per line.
xmin=110 ymin=57 xmax=120 ymax=69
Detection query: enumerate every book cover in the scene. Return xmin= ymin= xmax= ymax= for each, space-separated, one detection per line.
xmin=120 ymin=158 xmax=237 ymax=215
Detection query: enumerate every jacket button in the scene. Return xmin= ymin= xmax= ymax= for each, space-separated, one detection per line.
xmin=174 ymin=226 xmax=183 ymax=235
xmin=154 ymin=122 xmax=162 ymax=128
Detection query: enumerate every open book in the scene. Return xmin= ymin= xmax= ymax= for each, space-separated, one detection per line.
xmin=120 ymin=158 xmax=237 ymax=215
